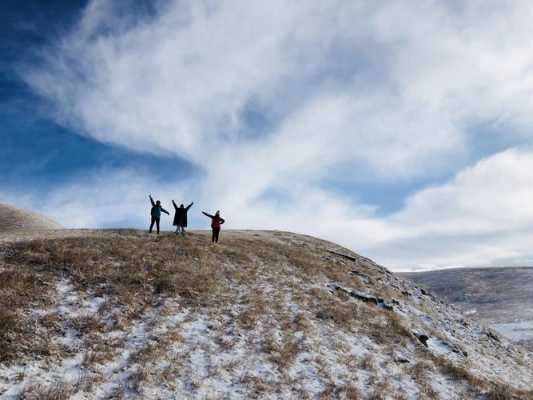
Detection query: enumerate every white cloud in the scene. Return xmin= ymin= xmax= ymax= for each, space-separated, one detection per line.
xmin=372 ymin=149 xmax=533 ymax=269
xmin=19 ymin=0 xmax=533 ymax=269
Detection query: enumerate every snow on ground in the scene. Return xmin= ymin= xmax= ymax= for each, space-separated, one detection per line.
xmin=1 ymin=230 xmax=533 ymax=399
xmin=494 ymin=320 xmax=533 ymax=342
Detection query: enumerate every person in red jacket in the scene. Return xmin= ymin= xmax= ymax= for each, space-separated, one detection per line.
xmin=202 ymin=210 xmax=225 ymax=243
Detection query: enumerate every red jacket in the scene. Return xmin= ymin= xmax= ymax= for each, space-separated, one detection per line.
xmin=203 ymin=212 xmax=225 ymax=229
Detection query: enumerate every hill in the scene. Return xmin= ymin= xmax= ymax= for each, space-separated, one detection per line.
xmin=400 ymin=267 xmax=533 ymax=349
xmin=0 ymin=203 xmax=62 ymax=232
xmin=0 ymin=230 xmax=532 ymax=399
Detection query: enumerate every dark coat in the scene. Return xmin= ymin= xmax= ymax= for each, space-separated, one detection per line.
xmin=149 ymin=196 xmax=169 ymax=218
xmin=173 ymin=201 xmax=193 ymax=227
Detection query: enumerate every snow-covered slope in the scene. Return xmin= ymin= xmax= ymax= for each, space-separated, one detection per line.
xmin=0 ymin=203 xmax=62 ymax=232
xmin=401 ymin=267 xmax=533 ymax=351
xmin=0 ymin=230 xmax=532 ymax=399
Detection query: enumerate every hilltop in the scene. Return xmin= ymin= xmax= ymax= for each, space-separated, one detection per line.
xmin=0 ymin=230 xmax=532 ymax=399
xmin=0 ymin=203 xmax=62 ymax=232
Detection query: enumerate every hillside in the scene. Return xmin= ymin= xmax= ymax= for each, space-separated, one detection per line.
xmin=0 ymin=203 xmax=62 ymax=232
xmin=400 ymin=268 xmax=533 ymax=349
xmin=1 ymin=230 xmax=532 ymax=399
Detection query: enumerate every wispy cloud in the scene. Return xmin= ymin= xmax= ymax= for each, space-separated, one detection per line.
xmin=18 ymin=0 xmax=533 ymax=269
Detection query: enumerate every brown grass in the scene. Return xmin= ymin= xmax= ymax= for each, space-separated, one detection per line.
xmin=315 ymin=296 xmax=359 ymax=328
xmin=319 ymin=383 xmax=361 ymax=399
xmin=5 ymin=234 xmax=233 ymax=310
xmin=1 ymin=230 xmax=529 ymax=398
xmin=0 ymin=264 xmax=55 ymax=361
xmin=20 ymin=382 xmax=74 ymax=400
xmin=266 ymin=332 xmax=302 ymax=371
xmin=368 ymin=380 xmax=390 ymax=400
xmin=359 ymin=354 xmax=375 ymax=371
xmin=432 ymin=356 xmax=484 ymax=388
xmin=485 ymin=383 xmax=533 ymax=400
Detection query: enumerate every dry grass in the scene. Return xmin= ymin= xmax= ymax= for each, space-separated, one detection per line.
xmin=0 ymin=264 xmax=55 ymax=361
xmin=365 ymin=310 xmax=412 ymax=345
xmin=407 ymin=361 xmax=439 ymax=399
xmin=1 ymin=230 xmax=530 ymax=399
xmin=485 ymin=383 xmax=533 ymax=400
xmin=432 ymin=356 xmax=483 ymax=388
xmin=315 ymin=295 xmax=359 ymax=328
xmin=5 ymin=234 xmax=233 ymax=310
xmin=265 ymin=332 xmax=302 ymax=371
xmin=368 ymin=380 xmax=391 ymax=400
xmin=20 ymin=382 xmax=75 ymax=400
xmin=359 ymin=354 xmax=376 ymax=371
xmin=319 ymin=383 xmax=361 ymax=399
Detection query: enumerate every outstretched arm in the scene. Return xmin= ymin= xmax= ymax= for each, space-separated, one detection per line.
xmin=202 ymin=211 xmax=213 ymax=218
xmin=149 ymin=195 xmax=155 ymax=206
xmin=172 ymin=200 xmax=178 ymax=210
xmin=161 ymin=207 xmax=170 ymax=215
xmin=186 ymin=202 xmax=194 ymax=211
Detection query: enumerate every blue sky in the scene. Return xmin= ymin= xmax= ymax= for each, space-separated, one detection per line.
xmin=1 ymin=1 xmax=193 ymax=190
xmin=3 ymin=0 xmax=533 ymax=270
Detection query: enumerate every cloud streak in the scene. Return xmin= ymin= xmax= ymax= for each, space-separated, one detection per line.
xmin=19 ymin=0 xmax=533 ymax=269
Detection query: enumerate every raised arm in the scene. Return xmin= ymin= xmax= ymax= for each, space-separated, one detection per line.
xmin=172 ymin=200 xmax=178 ymax=210
xmin=186 ymin=202 xmax=194 ymax=211
xmin=149 ymin=195 xmax=155 ymax=206
xmin=202 ymin=211 xmax=213 ymax=218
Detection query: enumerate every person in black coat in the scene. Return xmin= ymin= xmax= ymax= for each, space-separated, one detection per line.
xmin=172 ymin=200 xmax=193 ymax=235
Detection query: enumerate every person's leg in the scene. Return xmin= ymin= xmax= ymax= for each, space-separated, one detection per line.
xmin=181 ymin=226 xmax=186 ymax=236
xmin=214 ymin=228 xmax=220 ymax=243
xmin=149 ymin=217 xmax=155 ymax=233
xmin=156 ymin=218 xmax=160 ymax=234
xmin=211 ymin=229 xmax=216 ymax=243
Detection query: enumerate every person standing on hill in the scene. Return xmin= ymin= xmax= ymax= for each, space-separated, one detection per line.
xmin=202 ymin=210 xmax=225 ymax=243
xmin=149 ymin=194 xmax=169 ymax=234
xmin=172 ymin=200 xmax=194 ymax=235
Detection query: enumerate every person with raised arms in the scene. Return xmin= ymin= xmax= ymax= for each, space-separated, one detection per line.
xmin=148 ymin=194 xmax=169 ymax=234
xmin=172 ymin=200 xmax=194 ymax=236
xmin=202 ymin=210 xmax=225 ymax=243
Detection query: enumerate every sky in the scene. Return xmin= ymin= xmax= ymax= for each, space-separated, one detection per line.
xmin=3 ymin=0 xmax=533 ymax=270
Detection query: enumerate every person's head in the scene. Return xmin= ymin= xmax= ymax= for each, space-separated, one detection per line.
xmin=156 ymin=200 xmax=161 ymax=206
xmin=215 ymin=210 xmax=220 ymax=216
xmin=180 ymin=204 xmax=184 ymax=208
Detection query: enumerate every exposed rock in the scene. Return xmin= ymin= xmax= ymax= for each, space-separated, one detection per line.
xmin=331 ymin=284 xmax=395 ymax=311
xmin=328 ymin=250 xmax=358 ymax=262
xmin=416 ymin=333 xmax=430 ymax=347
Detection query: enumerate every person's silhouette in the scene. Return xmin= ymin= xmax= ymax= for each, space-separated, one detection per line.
xmin=202 ymin=210 xmax=225 ymax=243
xmin=172 ymin=200 xmax=193 ymax=235
xmin=149 ymin=194 xmax=169 ymax=234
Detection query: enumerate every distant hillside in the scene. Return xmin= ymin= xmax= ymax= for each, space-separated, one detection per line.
xmin=400 ymin=267 xmax=533 ymax=349
xmin=0 ymin=203 xmax=62 ymax=232
xmin=0 ymin=230 xmax=532 ymax=399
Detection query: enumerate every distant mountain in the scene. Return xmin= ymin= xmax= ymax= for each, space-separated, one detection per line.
xmin=0 ymin=230 xmax=532 ymax=398
xmin=400 ymin=267 xmax=533 ymax=349
xmin=0 ymin=203 xmax=62 ymax=232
